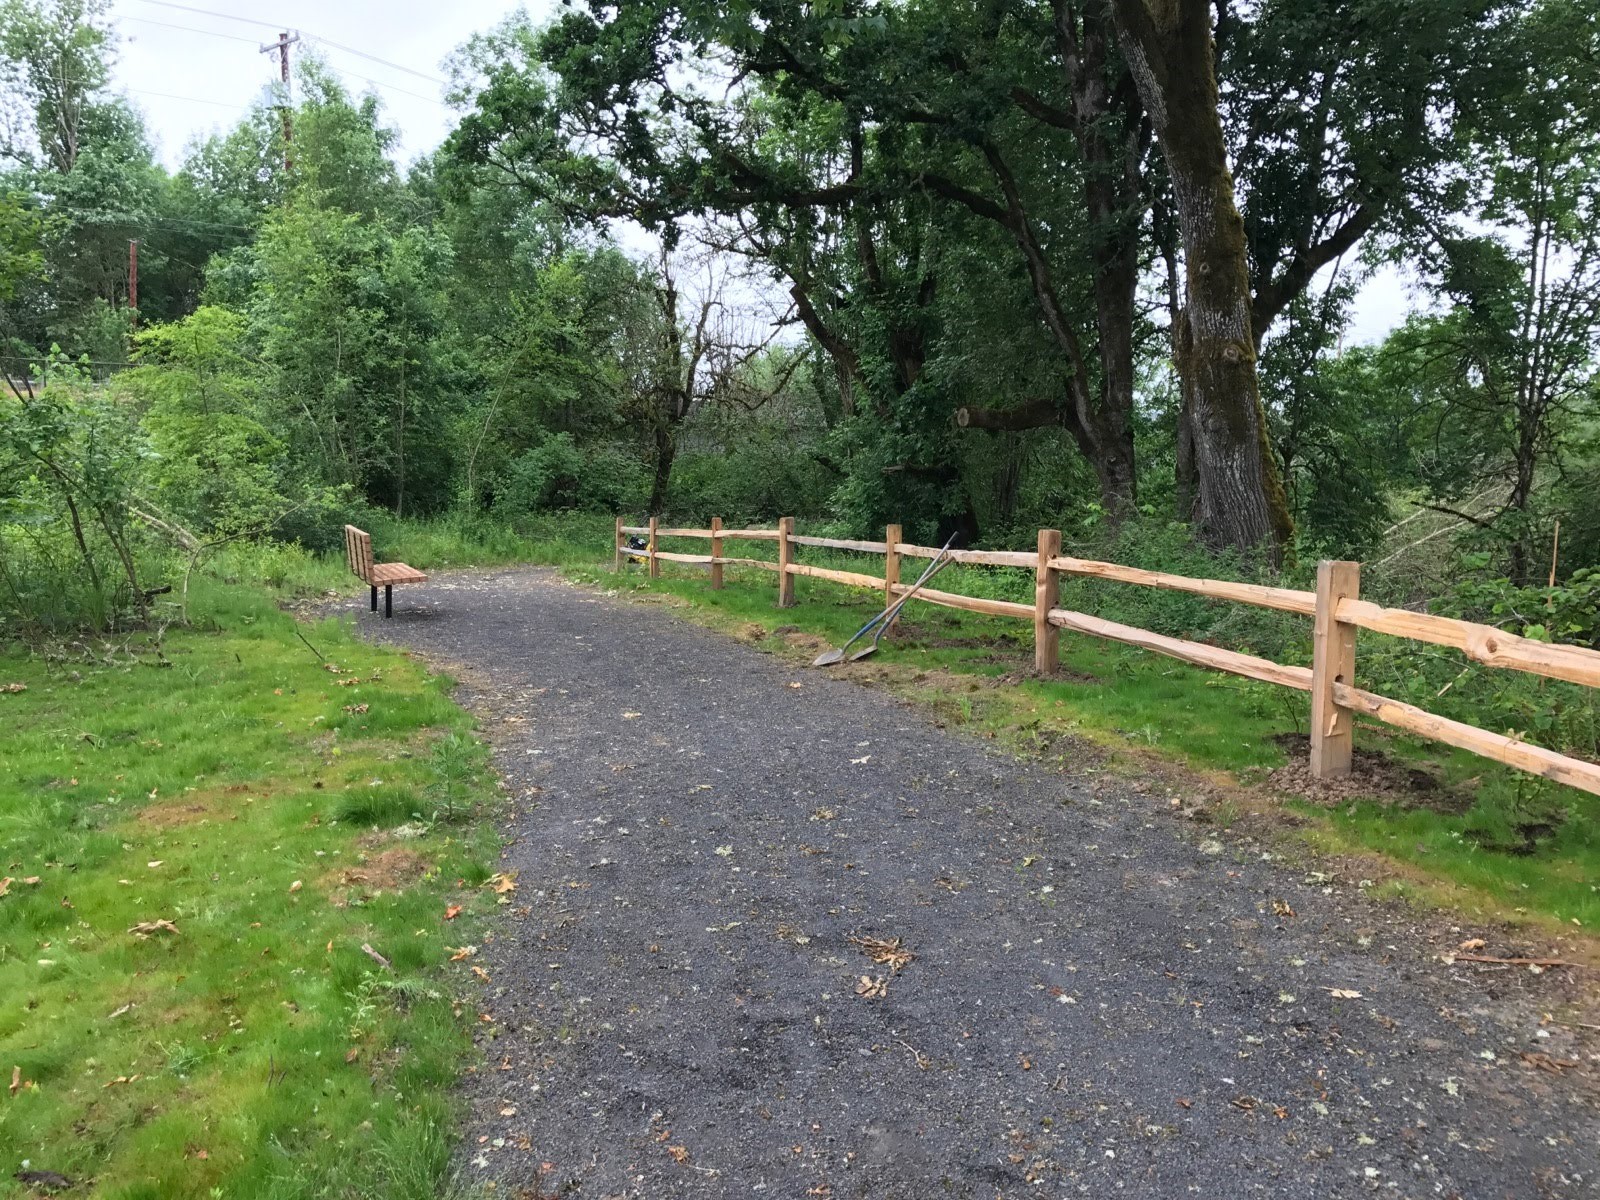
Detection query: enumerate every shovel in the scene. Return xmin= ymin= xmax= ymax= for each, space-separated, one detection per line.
xmin=810 ymin=534 xmax=957 ymax=667
xmin=846 ymin=551 xmax=955 ymax=662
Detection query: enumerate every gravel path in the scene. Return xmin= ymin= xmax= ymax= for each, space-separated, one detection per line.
xmin=344 ymin=568 xmax=1597 ymax=1200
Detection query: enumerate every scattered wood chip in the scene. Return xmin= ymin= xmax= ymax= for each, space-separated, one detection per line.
xmin=1455 ymin=953 xmax=1575 ymax=968
xmin=360 ymin=942 xmax=393 ymax=970
xmin=1 ymin=682 xmax=26 ymax=693
xmin=9 ymin=1066 xmax=19 ymax=1095
xmin=1521 ymin=1051 xmax=1579 ymax=1073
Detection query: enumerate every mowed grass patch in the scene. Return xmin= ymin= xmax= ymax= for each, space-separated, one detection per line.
xmin=0 ymin=579 xmax=500 ymax=1199
xmin=585 ymin=556 xmax=1600 ymax=935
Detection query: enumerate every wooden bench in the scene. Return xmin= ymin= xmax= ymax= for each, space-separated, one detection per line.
xmin=343 ymin=525 xmax=427 ymax=618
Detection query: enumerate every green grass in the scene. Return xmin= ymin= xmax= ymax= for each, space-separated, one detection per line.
xmin=578 ymin=537 xmax=1600 ymax=937
xmin=0 ymin=576 xmax=502 ymax=1198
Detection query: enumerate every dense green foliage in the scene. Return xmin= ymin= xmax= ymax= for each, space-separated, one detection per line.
xmin=0 ymin=0 xmax=1595 ymax=714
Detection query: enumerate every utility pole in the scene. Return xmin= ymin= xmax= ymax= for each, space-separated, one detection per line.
xmin=128 ymin=238 xmax=138 ymax=329
xmin=260 ymin=30 xmax=300 ymax=172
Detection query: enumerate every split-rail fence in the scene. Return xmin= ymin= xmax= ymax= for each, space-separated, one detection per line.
xmin=614 ymin=516 xmax=1600 ymax=797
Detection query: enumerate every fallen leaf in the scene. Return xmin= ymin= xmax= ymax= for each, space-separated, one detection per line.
xmin=1176 ymin=1097 xmax=1192 ymax=1109
xmin=622 ymin=712 xmax=642 ymax=720
xmin=444 ymin=905 xmax=463 ymax=920
xmin=850 ymin=755 xmax=871 ymax=764
xmin=1458 ymin=937 xmax=1486 ymax=951
xmin=487 ymin=873 xmax=518 ymax=895
xmin=127 ymin=919 xmax=179 ymax=938
xmin=1325 ymin=988 xmax=1363 ymax=1000
xmin=471 ymin=965 xmax=491 ymax=983
xmin=289 ymin=880 xmax=303 ymax=893
xmin=848 ymin=934 xmax=915 ymax=972
xmin=1271 ymin=899 xmax=1296 ymax=919
xmin=1 ymin=682 xmax=26 ymax=693
xmin=0 ymin=878 xmax=8 ymax=898
xmin=714 ymin=844 xmax=734 ymax=857
xmin=345 ymin=1048 xmax=360 ymax=1063
xmin=666 ymin=1144 xmax=690 ymax=1164
xmin=448 ymin=946 xmax=477 ymax=962
xmin=8 ymin=1066 xmax=19 ymax=1095
xmin=499 ymin=1105 xmax=518 ymax=1117
xmin=854 ymin=974 xmax=887 ymax=1000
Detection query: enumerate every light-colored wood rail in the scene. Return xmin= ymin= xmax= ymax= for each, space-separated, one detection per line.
xmin=898 ymin=544 xmax=1037 ymax=568
xmin=1335 ymin=683 xmax=1600 ymax=798
xmin=895 ymin=583 xmax=1033 ymax=620
xmin=1338 ymin=598 xmax=1600 ymax=688
xmin=1049 ymin=556 xmax=1316 ymax=615
xmin=785 ymin=562 xmax=885 ymax=590
xmin=1048 ymin=607 xmax=1315 ymax=692
xmin=790 ymin=535 xmax=890 ymax=553
xmin=613 ymin=517 xmax=1600 ymax=799
xmin=718 ymin=529 xmax=781 ymax=541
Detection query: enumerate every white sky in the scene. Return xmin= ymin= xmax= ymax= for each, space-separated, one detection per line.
xmin=109 ymin=0 xmax=554 ymax=167
xmin=105 ymin=0 xmax=1412 ymax=345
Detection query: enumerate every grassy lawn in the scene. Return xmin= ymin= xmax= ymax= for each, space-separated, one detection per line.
xmin=576 ymin=544 xmax=1600 ymax=939
xmin=0 ymin=578 xmax=500 ymax=1199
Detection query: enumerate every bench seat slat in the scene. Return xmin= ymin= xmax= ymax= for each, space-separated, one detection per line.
xmin=369 ymin=562 xmax=427 ymax=584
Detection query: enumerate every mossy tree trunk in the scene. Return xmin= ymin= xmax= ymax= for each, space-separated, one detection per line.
xmin=1107 ymin=0 xmax=1293 ymax=557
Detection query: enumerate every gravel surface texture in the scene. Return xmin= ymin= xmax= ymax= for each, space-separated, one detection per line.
xmin=343 ymin=568 xmax=1598 ymax=1200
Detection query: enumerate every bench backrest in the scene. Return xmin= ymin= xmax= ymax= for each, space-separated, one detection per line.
xmin=344 ymin=525 xmax=374 ymax=583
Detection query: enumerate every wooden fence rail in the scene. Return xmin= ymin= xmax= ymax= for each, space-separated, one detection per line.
xmin=613 ymin=516 xmax=1600 ymax=797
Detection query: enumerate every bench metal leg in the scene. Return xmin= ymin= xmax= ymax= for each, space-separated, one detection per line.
xmin=384 ymin=585 xmax=392 ymax=618
xmin=370 ymin=585 xmax=377 ymax=612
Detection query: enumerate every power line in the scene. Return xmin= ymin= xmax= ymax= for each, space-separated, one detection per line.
xmin=127 ymin=86 xmax=252 ymax=111
xmin=122 ymin=15 xmax=262 ymax=45
xmin=128 ymin=0 xmax=281 ymax=32
xmin=130 ymin=0 xmax=448 ymax=85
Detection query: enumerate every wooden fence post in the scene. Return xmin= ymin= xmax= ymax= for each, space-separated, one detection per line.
xmin=614 ymin=515 xmax=625 ymax=572
xmin=1311 ymin=560 xmax=1360 ymax=778
xmin=884 ymin=523 xmax=902 ymax=625
xmin=1035 ymin=528 xmax=1061 ymax=675
xmin=710 ymin=516 xmax=724 ymax=590
xmin=776 ymin=516 xmax=795 ymax=607
xmin=647 ymin=516 xmax=660 ymax=579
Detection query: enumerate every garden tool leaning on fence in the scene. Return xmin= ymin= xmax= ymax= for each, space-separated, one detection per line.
xmin=810 ymin=534 xmax=958 ymax=667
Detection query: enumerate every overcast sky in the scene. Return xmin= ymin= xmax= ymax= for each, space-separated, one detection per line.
xmin=105 ymin=0 xmax=1414 ymax=345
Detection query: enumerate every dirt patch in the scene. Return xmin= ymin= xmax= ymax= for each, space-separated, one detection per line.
xmin=137 ymin=801 xmax=216 ymax=828
xmin=1264 ymin=732 xmax=1473 ymax=813
xmin=774 ymin=627 xmax=831 ymax=654
xmin=328 ymin=846 xmax=430 ymax=903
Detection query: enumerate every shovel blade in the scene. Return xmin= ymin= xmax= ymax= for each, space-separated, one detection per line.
xmin=810 ymin=647 xmax=847 ymax=667
xmin=847 ymin=644 xmax=878 ymax=662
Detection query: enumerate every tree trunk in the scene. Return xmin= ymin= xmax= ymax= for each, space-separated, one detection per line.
xmin=648 ymin=420 xmax=676 ymax=517
xmin=1108 ymin=0 xmax=1292 ymax=556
